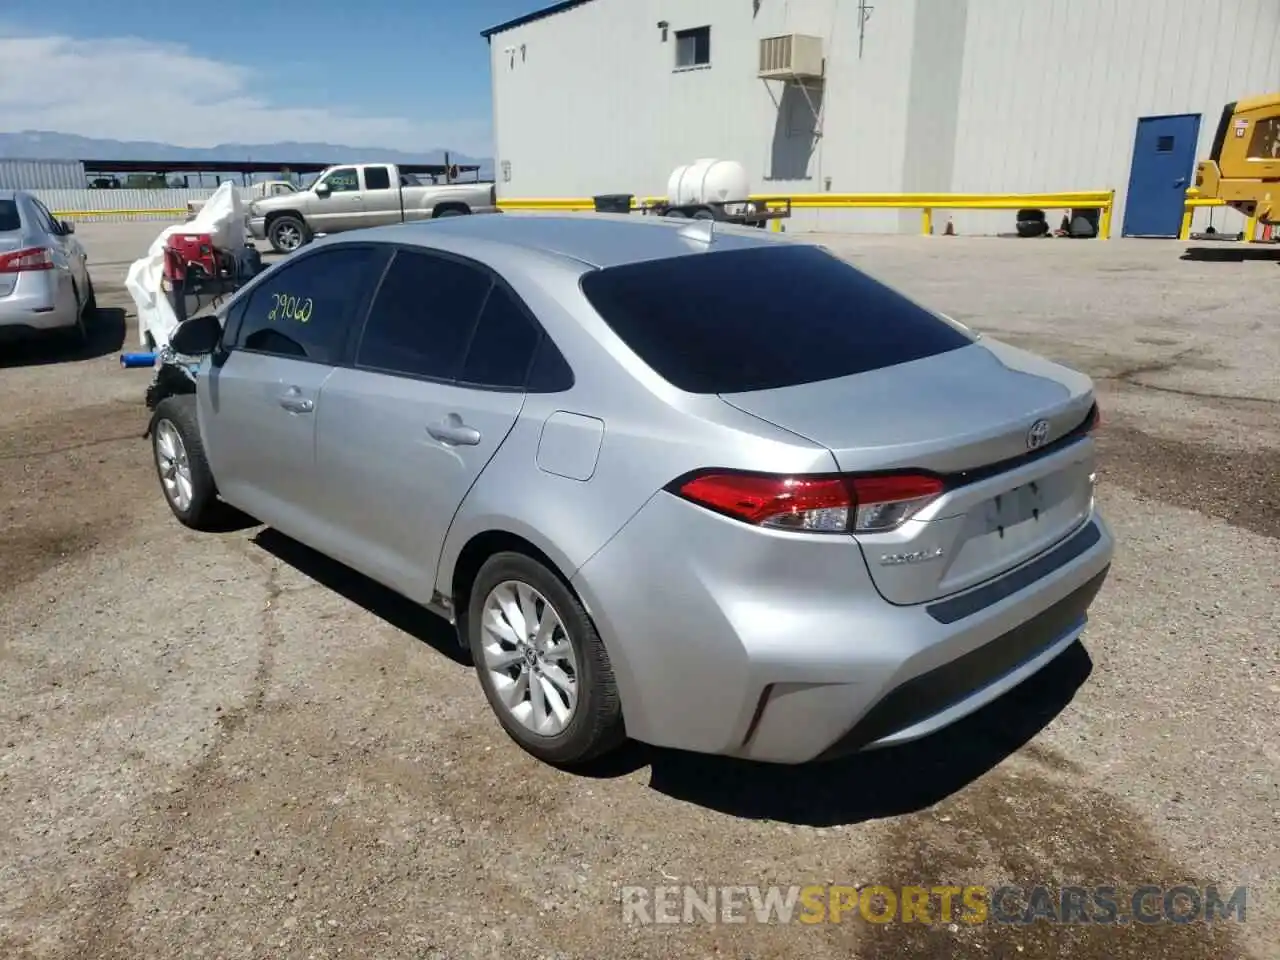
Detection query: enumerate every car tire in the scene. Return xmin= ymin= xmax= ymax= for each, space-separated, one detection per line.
xmin=433 ymin=207 xmax=468 ymax=218
xmin=149 ymin=395 xmax=229 ymax=530
xmin=467 ymin=551 xmax=625 ymax=767
xmin=268 ymin=216 xmax=310 ymax=254
xmin=63 ymin=281 xmax=87 ymax=347
xmin=691 ymin=208 xmax=716 ymax=221
xmin=82 ymin=275 xmax=97 ymax=320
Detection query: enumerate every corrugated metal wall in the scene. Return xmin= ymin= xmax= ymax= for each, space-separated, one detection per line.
xmin=488 ymin=0 xmax=921 ymax=233
xmin=946 ymin=0 xmax=1280 ymax=236
xmin=0 ymin=158 xmax=86 ymax=190
xmin=28 ymin=188 xmax=255 ymax=222
xmin=489 ymin=0 xmax=1280 ymax=237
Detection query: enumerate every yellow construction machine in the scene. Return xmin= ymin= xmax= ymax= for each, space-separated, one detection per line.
xmin=1194 ymin=93 xmax=1280 ymax=225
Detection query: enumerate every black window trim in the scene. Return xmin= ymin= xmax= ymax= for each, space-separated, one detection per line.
xmin=346 ymin=242 xmax=573 ymax=394
xmin=224 ymin=242 xmax=392 ymax=368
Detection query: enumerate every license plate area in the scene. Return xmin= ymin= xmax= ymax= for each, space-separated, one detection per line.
xmin=983 ymin=481 xmax=1046 ymax=537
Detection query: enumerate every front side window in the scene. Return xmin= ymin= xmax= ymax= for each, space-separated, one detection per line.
xmin=356 ymin=249 xmax=493 ymax=380
xmin=232 ymin=245 xmax=387 ymax=364
xmin=321 ymin=167 xmax=360 ymax=193
xmin=1246 ymin=116 xmax=1280 ymax=160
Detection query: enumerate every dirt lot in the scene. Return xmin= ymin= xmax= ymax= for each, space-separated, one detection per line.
xmin=1 ymin=223 xmax=1277 ymax=959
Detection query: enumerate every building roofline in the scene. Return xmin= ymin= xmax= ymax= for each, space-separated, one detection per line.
xmin=480 ymin=0 xmax=595 ymax=40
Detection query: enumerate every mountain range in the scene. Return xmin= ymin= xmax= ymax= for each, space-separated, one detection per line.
xmin=0 ymin=130 xmax=492 ymax=174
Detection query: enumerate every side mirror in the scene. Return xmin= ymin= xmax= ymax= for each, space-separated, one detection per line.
xmin=169 ymin=312 xmax=223 ymax=356
xmin=60 ymin=220 xmax=75 ymax=235
xmin=314 ymin=183 xmax=331 ymax=198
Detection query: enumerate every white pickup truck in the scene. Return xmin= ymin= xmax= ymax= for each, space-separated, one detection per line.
xmin=246 ymin=163 xmax=498 ymax=253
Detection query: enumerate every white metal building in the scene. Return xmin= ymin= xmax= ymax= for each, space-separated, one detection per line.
xmin=482 ymin=0 xmax=1280 ymax=236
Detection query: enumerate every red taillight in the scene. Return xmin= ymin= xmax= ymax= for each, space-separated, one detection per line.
xmin=0 ymin=247 xmax=54 ymax=273
xmin=1086 ymin=403 xmax=1101 ymax=432
xmin=671 ymin=470 xmax=945 ymax=534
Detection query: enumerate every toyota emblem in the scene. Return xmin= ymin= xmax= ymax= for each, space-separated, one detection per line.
xmin=1026 ymin=419 xmax=1051 ymax=450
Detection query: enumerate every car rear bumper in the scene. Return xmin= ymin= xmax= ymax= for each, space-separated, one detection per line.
xmin=0 ymin=272 xmax=77 ymax=338
xmin=570 ymin=492 xmax=1114 ymax=764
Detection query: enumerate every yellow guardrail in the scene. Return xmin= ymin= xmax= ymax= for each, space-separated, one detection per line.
xmin=498 ymin=191 xmax=1117 ymax=239
xmin=52 ymin=208 xmax=189 ymax=218
xmin=1179 ymin=189 xmax=1261 ymax=242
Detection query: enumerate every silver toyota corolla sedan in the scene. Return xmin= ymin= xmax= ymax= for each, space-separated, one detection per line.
xmin=0 ymin=189 xmax=96 ymax=345
xmin=150 ymin=212 xmax=1113 ymax=767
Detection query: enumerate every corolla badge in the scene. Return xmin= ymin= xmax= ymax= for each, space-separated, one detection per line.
xmin=879 ymin=546 xmax=945 ymax=566
xmin=1026 ymin=419 xmax=1051 ymax=450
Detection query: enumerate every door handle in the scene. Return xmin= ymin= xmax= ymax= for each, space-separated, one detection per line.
xmin=427 ymin=415 xmax=481 ymax=446
xmin=1173 ymin=177 xmax=1186 ymax=186
xmin=278 ymin=391 xmax=314 ymax=413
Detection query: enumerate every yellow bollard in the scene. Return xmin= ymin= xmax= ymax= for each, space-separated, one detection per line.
xmin=921 ymin=208 xmax=933 ymax=235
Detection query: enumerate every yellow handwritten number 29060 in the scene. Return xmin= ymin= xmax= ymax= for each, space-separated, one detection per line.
xmin=268 ymin=293 xmax=314 ymax=324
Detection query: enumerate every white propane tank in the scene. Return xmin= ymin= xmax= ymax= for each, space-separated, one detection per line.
xmin=666 ymin=159 xmax=751 ymax=207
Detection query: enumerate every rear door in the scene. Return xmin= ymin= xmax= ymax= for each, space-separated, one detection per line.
xmin=357 ymin=165 xmax=403 ymax=227
xmin=200 ymin=243 xmax=390 ymax=535
xmin=313 ymin=247 xmax=535 ymax=603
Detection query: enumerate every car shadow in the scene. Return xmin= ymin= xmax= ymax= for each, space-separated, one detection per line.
xmin=580 ymin=640 xmax=1093 ymax=827
xmin=1180 ymin=245 xmax=1280 ymax=262
xmin=251 ymin=526 xmax=471 ymax=666
xmin=0 ymin=306 xmax=128 ymax=369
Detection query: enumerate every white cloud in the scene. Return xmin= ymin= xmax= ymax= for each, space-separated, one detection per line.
xmin=0 ymin=31 xmax=491 ymax=155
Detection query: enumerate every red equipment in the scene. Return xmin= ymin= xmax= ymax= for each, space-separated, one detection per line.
xmin=162 ymin=233 xmax=222 ymax=285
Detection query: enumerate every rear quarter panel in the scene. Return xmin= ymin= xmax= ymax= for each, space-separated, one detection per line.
xmin=433 ymin=247 xmax=838 ymax=600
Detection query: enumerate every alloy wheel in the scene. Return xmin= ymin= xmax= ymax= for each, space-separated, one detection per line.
xmin=480 ymin=580 xmax=579 ymax=736
xmin=154 ymin=419 xmax=193 ymax=511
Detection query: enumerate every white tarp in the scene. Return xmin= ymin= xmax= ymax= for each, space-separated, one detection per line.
xmin=125 ymin=181 xmax=245 ymax=349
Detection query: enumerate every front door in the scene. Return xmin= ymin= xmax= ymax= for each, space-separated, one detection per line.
xmin=200 ymin=243 xmax=390 ymax=536
xmin=313 ymin=247 xmax=537 ymax=603
xmin=1122 ymin=114 xmax=1201 ymax=237
xmin=309 ymin=166 xmax=366 ymax=233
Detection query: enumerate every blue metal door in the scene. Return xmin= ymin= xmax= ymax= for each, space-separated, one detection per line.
xmin=1122 ymin=114 xmax=1201 ymax=237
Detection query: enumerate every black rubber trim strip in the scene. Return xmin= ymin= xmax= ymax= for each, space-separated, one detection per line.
xmin=926 ymin=520 xmax=1102 ymax=625
xmin=815 ymin=567 xmax=1109 ymax=760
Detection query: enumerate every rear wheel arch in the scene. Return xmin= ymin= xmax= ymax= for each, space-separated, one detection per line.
xmin=450 ymin=529 xmax=572 ymax=639
xmin=432 ymin=202 xmax=471 ymax=218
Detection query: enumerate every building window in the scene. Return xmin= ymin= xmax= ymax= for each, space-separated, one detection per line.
xmin=675 ymin=26 xmax=711 ymax=69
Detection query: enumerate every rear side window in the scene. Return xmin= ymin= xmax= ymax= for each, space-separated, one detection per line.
xmin=356 ymin=249 xmax=492 ymax=380
xmin=233 ymin=245 xmax=386 ymax=364
xmin=458 ymin=284 xmax=541 ymax=388
xmin=364 ymin=166 xmax=392 ymax=190
xmin=0 ymin=201 xmax=21 ymax=232
xmin=578 ymin=244 xmax=974 ymax=394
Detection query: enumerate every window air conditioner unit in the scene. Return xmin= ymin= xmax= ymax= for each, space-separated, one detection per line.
xmin=758 ymin=34 xmax=824 ymax=80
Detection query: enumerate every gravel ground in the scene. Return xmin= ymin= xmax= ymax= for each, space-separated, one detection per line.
xmin=0 ymin=223 xmax=1276 ymax=960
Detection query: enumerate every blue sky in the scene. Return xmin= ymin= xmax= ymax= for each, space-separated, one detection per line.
xmin=0 ymin=0 xmax=543 ymax=155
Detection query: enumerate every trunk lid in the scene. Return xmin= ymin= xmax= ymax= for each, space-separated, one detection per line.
xmin=720 ymin=340 xmax=1099 ymax=605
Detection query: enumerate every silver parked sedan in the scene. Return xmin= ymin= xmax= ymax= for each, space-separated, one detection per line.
xmin=149 ymin=213 xmax=1113 ymax=767
xmin=0 ymin=190 xmax=96 ymax=345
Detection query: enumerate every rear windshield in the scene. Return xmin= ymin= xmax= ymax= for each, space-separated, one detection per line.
xmin=0 ymin=200 xmax=21 ymax=232
xmin=578 ymin=243 xmax=974 ymax=394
